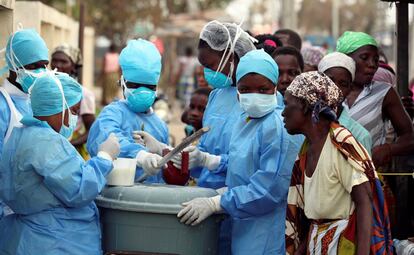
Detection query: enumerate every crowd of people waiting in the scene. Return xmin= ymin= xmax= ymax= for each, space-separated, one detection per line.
xmin=0 ymin=19 xmax=413 ymax=254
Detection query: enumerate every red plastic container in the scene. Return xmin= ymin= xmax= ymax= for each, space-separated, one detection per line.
xmin=162 ymin=149 xmax=189 ymax=185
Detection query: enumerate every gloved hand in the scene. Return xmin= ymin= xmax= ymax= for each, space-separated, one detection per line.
xmin=98 ymin=133 xmax=120 ymax=160
xmin=171 ymin=146 xmax=221 ymax=170
xmin=136 ymin=150 xmax=163 ymax=176
xmin=177 ymin=195 xmax=222 ymax=226
xmin=133 ymin=131 xmax=169 ymax=156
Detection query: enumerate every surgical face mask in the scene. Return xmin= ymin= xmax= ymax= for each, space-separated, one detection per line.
xmin=59 ymin=111 xmax=78 ymax=139
xmin=204 ymin=67 xmax=232 ymax=89
xmin=238 ymin=92 xmax=277 ymax=118
xmin=124 ymin=86 xmax=156 ymax=113
xmin=16 ymin=67 xmax=47 ymax=93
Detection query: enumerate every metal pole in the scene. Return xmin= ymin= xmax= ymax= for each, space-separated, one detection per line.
xmin=78 ymin=0 xmax=85 ymax=83
xmin=332 ymin=0 xmax=339 ymax=39
xmin=396 ymin=1 xmax=409 ymax=97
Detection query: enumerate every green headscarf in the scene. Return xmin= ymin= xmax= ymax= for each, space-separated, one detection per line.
xmin=336 ymin=31 xmax=378 ymax=54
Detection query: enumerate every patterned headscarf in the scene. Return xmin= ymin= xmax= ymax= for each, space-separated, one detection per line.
xmin=301 ymin=46 xmax=324 ymax=66
xmin=286 ymin=71 xmax=343 ymax=123
xmin=52 ymin=43 xmax=83 ymax=67
xmin=336 ymin=31 xmax=378 ymax=54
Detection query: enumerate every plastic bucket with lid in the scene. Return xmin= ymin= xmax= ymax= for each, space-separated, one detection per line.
xmin=106 ymin=158 xmax=137 ymax=186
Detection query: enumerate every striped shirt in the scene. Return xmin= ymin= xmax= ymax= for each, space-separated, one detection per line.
xmin=343 ymin=81 xmax=391 ymax=147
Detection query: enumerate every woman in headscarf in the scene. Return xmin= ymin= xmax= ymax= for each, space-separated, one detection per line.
xmin=283 ymin=72 xmax=392 ymax=255
xmin=51 ymin=44 xmax=96 ymax=159
xmin=336 ymin=31 xmax=414 ymax=168
xmin=318 ymin=52 xmax=372 ymax=152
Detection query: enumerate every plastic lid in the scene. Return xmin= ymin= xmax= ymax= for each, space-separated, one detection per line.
xmin=96 ymin=183 xmax=218 ymax=214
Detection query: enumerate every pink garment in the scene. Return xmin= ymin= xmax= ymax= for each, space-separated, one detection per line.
xmin=373 ymin=67 xmax=396 ymax=87
xmin=104 ymin=52 xmax=120 ymax=73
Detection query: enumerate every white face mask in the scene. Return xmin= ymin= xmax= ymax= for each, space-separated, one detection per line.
xmin=238 ymin=92 xmax=277 ymax=118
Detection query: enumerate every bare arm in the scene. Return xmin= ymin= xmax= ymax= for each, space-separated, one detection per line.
xmin=351 ymin=182 xmax=373 ymax=255
xmin=372 ymin=88 xmax=414 ymax=167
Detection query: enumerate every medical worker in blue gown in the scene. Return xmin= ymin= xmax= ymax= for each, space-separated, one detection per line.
xmin=0 ymin=29 xmax=49 ymax=219
xmin=0 ymin=72 xmax=120 ymax=255
xmin=177 ymin=49 xmax=302 ymax=254
xmin=87 ymin=39 xmax=168 ymax=183
xmin=188 ymin=21 xmax=256 ymax=189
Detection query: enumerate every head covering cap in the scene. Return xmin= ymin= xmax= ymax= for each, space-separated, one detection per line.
xmin=318 ymin=52 xmax=356 ymax=81
xmin=119 ymin=39 xmax=161 ymax=85
xmin=52 ymin=43 xmax=83 ymax=67
xmin=336 ymin=31 xmax=378 ymax=54
xmin=200 ymin=20 xmax=256 ymax=58
xmin=5 ymin=29 xmax=49 ymax=70
xmin=30 ymin=72 xmax=82 ymax=116
xmin=59 ymin=73 xmax=83 ymax=107
xmin=236 ymin=49 xmax=279 ymax=84
xmin=301 ymin=46 xmax=324 ymax=66
xmin=287 ymin=71 xmax=343 ymax=123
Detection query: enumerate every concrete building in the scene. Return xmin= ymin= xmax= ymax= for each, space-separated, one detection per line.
xmin=0 ymin=0 xmax=95 ymax=89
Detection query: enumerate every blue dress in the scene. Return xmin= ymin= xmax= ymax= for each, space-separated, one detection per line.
xmin=0 ymin=116 xmax=113 ymax=255
xmin=87 ymin=100 xmax=169 ymax=183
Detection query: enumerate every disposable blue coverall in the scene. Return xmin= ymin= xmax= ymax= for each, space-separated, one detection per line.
xmin=195 ymin=86 xmax=243 ymax=189
xmin=87 ymin=100 xmax=169 ymax=183
xmin=0 ymin=116 xmax=113 ymax=255
xmin=0 ymin=80 xmax=32 ymax=220
xmin=220 ymin=108 xmax=303 ymax=254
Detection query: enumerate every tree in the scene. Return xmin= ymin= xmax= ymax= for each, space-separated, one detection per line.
xmin=30 ymin=0 xmax=231 ymax=42
xmin=298 ymin=0 xmax=379 ymax=35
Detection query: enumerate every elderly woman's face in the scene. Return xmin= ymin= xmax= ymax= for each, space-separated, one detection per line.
xmin=349 ymin=45 xmax=379 ymax=86
xmin=51 ymin=52 xmax=75 ymax=75
xmin=282 ymin=92 xmax=307 ymax=135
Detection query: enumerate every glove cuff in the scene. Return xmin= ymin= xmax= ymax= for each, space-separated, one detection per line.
xmin=209 ymin=195 xmax=223 ymax=213
xmin=98 ymin=151 xmax=114 ymax=161
xmin=136 ymin=150 xmax=149 ymax=166
xmin=205 ymin=154 xmax=221 ymax=171
xmin=215 ymin=187 xmax=228 ymax=195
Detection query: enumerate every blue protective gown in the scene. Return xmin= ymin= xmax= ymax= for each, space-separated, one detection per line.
xmin=220 ymin=108 xmax=303 ymax=255
xmin=196 ymin=86 xmax=243 ymax=189
xmin=0 ymin=116 xmax=113 ymax=255
xmin=87 ymin=100 xmax=169 ymax=183
xmin=0 ymin=81 xmax=32 ymax=220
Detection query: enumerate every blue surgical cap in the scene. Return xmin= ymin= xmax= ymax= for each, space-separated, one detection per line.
xmin=5 ymin=29 xmax=49 ymax=70
xmin=59 ymin=73 xmax=83 ymax=107
xmin=119 ymin=39 xmax=161 ymax=85
xmin=31 ymin=73 xmax=82 ymax=117
xmin=236 ymin=49 xmax=279 ymax=85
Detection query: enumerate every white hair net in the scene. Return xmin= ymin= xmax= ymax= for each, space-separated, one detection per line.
xmin=200 ymin=21 xmax=255 ymax=58
xmin=199 ymin=20 xmax=256 ymax=75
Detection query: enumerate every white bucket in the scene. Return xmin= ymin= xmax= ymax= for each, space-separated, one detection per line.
xmin=106 ymin=158 xmax=137 ymax=186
